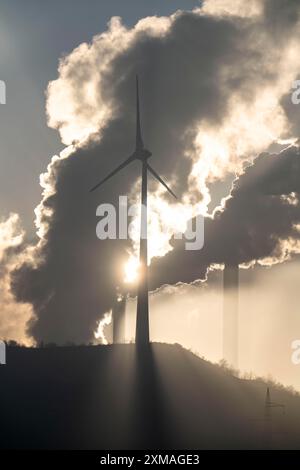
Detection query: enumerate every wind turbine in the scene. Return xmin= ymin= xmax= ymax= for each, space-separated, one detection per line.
xmin=90 ymin=77 xmax=177 ymax=346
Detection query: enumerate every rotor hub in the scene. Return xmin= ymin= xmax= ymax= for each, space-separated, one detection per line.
xmin=135 ymin=148 xmax=152 ymax=161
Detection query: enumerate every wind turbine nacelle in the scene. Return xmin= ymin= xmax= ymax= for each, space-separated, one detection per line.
xmin=136 ymin=148 xmax=152 ymax=161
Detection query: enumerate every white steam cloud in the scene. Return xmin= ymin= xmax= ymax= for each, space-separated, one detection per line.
xmin=0 ymin=214 xmax=33 ymax=345
xmin=4 ymin=0 xmax=300 ymax=344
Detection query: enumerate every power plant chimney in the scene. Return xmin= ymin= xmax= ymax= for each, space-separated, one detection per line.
xmin=112 ymin=289 xmax=126 ymax=344
xmin=223 ymin=262 xmax=239 ymax=368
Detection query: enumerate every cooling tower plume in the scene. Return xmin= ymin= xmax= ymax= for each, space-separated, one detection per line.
xmin=112 ymin=292 xmax=126 ymax=344
xmin=10 ymin=1 xmax=300 ymax=346
xmin=223 ymin=263 xmax=239 ymax=368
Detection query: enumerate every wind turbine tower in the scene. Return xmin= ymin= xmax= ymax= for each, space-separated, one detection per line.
xmin=90 ymin=77 xmax=176 ymax=346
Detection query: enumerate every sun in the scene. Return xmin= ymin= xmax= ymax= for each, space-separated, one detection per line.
xmin=124 ymin=256 xmax=140 ymax=283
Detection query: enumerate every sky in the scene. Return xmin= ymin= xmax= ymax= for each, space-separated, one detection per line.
xmin=1 ymin=0 xmax=300 ymax=391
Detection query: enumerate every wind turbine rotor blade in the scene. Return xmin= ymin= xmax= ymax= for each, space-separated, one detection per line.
xmin=90 ymin=154 xmax=136 ymax=192
xmin=136 ymin=75 xmax=144 ymax=150
xmin=146 ymin=164 xmax=177 ymax=199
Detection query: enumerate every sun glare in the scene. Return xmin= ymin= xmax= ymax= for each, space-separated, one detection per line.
xmin=124 ymin=256 xmax=140 ymax=283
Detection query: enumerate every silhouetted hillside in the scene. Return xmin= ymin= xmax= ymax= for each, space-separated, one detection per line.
xmin=1 ymin=343 xmax=300 ymax=449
